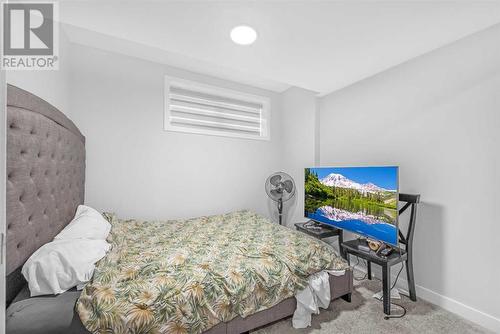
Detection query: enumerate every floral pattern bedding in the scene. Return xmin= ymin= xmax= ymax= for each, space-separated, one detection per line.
xmin=76 ymin=210 xmax=348 ymax=334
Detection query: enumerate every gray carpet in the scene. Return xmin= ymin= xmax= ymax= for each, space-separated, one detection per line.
xmin=253 ymin=273 xmax=492 ymax=334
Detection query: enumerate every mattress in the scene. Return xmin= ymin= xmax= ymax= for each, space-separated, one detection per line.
xmin=78 ymin=210 xmax=348 ymax=333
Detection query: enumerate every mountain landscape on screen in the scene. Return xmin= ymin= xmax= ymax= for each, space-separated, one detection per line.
xmin=305 ymin=166 xmax=399 ymax=245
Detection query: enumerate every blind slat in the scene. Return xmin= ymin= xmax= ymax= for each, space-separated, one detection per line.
xmin=170 ymin=104 xmax=261 ymax=125
xmin=170 ymin=93 xmax=262 ymax=115
xmin=170 ymin=116 xmax=261 ymax=133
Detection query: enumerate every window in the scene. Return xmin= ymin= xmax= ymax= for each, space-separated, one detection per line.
xmin=164 ymin=77 xmax=270 ymax=140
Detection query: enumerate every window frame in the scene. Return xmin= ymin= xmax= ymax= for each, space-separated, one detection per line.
xmin=164 ymin=76 xmax=271 ymax=141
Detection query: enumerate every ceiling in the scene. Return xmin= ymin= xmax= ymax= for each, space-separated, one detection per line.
xmin=60 ymin=1 xmax=500 ymax=95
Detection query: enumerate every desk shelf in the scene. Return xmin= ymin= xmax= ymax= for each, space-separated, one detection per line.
xmin=342 ymin=239 xmax=407 ymax=266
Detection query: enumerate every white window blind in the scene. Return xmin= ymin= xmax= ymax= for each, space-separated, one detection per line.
xmin=164 ymin=77 xmax=270 ymax=140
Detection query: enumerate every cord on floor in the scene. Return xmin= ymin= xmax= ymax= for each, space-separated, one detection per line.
xmin=353 ymin=255 xmax=407 ymax=319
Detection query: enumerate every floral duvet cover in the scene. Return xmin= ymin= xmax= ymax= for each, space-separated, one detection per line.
xmin=76 ymin=210 xmax=348 ymax=334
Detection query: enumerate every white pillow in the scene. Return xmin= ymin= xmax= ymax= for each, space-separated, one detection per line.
xmin=22 ymin=239 xmax=111 ymax=296
xmin=54 ymin=205 xmax=111 ymax=240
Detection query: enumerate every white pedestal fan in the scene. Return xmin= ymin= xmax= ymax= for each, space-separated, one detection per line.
xmin=265 ymin=172 xmax=296 ymax=225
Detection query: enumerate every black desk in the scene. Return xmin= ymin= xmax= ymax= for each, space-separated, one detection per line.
xmin=342 ymin=239 xmax=412 ymax=315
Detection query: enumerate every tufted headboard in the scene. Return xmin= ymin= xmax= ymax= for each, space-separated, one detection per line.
xmin=6 ymin=84 xmax=86 ymax=304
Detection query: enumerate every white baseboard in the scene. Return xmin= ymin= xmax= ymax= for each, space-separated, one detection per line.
xmin=351 ymin=261 xmax=500 ymax=333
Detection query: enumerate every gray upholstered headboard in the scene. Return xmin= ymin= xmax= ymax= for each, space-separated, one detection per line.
xmin=6 ymin=84 xmax=86 ymax=304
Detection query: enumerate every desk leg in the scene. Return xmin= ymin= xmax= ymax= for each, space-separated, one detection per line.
xmin=382 ymin=265 xmax=391 ymax=315
xmin=338 ymin=230 xmax=345 ymax=259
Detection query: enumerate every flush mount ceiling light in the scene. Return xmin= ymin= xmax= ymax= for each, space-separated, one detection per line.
xmin=230 ymin=25 xmax=257 ymax=45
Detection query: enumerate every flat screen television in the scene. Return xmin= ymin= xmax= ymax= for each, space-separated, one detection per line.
xmin=304 ymin=166 xmax=399 ymax=246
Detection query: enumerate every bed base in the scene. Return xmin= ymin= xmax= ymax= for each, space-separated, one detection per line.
xmin=204 ymin=269 xmax=353 ymax=334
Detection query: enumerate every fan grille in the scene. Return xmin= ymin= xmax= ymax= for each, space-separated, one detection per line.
xmin=265 ymin=172 xmax=295 ymax=202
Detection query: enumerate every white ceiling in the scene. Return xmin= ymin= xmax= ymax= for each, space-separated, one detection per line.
xmin=60 ymin=1 xmax=500 ymax=95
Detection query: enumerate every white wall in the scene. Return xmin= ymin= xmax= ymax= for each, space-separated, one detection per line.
xmin=319 ymin=24 xmax=500 ymax=332
xmin=6 ymin=28 xmax=72 ymax=116
xmin=69 ymin=44 xmax=283 ymax=221
xmin=280 ymin=87 xmax=317 ymax=226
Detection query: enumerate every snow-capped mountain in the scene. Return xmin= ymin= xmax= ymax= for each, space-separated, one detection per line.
xmin=320 ymin=173 xmax=360 ymax=189
xmin=319 ymin=173 xmax=393 ymax=193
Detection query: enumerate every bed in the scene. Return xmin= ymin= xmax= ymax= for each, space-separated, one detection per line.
xmin=5 ymin=84 xmax=353 ymax=334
